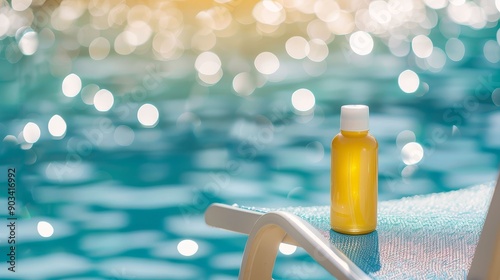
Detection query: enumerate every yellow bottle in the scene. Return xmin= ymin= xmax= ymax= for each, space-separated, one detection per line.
xmin=331 ymin=105 xmax=378 ymax=235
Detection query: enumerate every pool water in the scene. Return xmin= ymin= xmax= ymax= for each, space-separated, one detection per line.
xmin=0 ymin=1 xmax=500 ymax=279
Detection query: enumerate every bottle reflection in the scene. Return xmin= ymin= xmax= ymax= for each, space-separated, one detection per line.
xmin=329 ymin=229 xmax=380 ymax=273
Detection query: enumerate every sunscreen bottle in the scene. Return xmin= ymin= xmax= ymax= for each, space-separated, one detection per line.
xmin=331 ymin=105 xmax=378 ymax=234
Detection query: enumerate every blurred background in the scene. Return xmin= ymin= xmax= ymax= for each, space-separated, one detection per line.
xmin=0 ymin=0 xmax=499 ymax=279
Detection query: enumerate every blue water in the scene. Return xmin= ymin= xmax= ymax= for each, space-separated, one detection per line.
xmin=0 ymin=2 xmax=500 ymax=279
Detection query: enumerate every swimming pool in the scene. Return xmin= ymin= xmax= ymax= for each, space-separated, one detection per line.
xmin=0 ymin=1 xmax=499 ymax=279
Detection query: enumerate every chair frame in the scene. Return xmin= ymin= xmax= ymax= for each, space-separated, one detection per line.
xmin=205 ymin=173 xmax=500 ymax=280
xmin=468 ymin=173 xmax=500 ymax=280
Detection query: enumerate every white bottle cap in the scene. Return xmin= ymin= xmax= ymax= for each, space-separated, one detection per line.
xmin=340 ymin=105 xmax=369 ymax=131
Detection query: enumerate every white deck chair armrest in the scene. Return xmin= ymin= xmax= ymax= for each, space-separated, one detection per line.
xmin=205 ymin=204 xmax=368 ymax=279
xmin=239 ymin=211 xmax=369 ymax=280
xmin=205 ymin=203 xmax=297 ymax=245
xmin=205 ymin=203 xmax=263 ymax=235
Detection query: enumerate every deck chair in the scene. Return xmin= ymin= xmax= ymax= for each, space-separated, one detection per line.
xmin=205 ymin=172 xmax=500 ymax=279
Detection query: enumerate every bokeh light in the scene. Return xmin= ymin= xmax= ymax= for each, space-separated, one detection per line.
xmin=114 ymin=125 xmax=135 ymax=146
xmin=18 ymin=30 xmax=38 ymax=55
xmin=114 ymin=32 xmax=136 ymax=55
xmin=412 ymin=35 xmax=433 ymax=58
xmin=81 ymin=84 xmax=99 ymax=105
xmin=252 ymin=1 xmax=286 ymax=26
xmin=328 ymin=11 xmax=355 ymax=35
xmin=124 ymin=21 xmax=152 ymax=47
xmin=483 ymin=40 xmax=500 ymax=63
xmin=445 ymin=38 xmax=465 ymax=62
xmin=93 ymin=89 xmax=114 ymax=112
xmin=368 ymin=1 xmax=392 ymax=25
xmin=314 ymin=0 xmax=340 ymax=22
xmin=12 ymin=0 xmax=32 ymax=12
xmin=154 ymin=31 xmax=184 ymax=60
xmin=89 ymin=37 xmax=110 ymax=60
xmin=198 ymin=69 xmax=223 ymax=85
xmin=398 ymin=70 xmax=420 ymax=94
xmin=137 ymin=104 xmax=159 ymax=127
xmin=307 ymin=19 xmax=332 ymax=43
xmin=424 ymin=0 xmax=447 ymax=9
xmin=254 ymin=52 xmax=280 ymax=75
xmin=492 ymin=88 xmax=500 ymax=107
xmin=233 ymin=72 xmax=255 ymax=96
xmin=349 ymin=31 xmax=374 ymax=56
xmin=279 ymin=243 xmax=297 ymax=255
xmin=195 ymin=52 xmax=222 ymax=76
xmin=426 ymin=47 xmax=447 ymax=71
xmin=48 ymin=115 xmax=67 ymax=138
xmin=307 ymin=39 xmax=329 ymax=62
xmin=62 ymin=73 xmax=82 ymax=98
xmin=23 ymin=122 xmax=41 ymax=144
xmin=396 ymin=130 xmax=416 ymax=148
xmin=291 ymin=88 xmax=315 ymax=112
xmin=0 ymin=14 xmax=9 ymax=37
xmin=177 ymin=239 xmax=199 ymax=257
xmin=401 ymin=165 xmax=418 ymax=178
xmin=286 ymin=36 xmax=309 ymax=60
xmin=37 ymin=221 xmax=54 ymax=238
xmin=401 ymin=142 xmax=424 ymax=165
